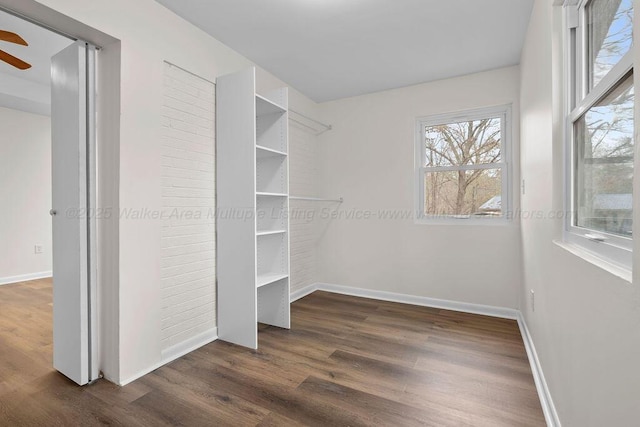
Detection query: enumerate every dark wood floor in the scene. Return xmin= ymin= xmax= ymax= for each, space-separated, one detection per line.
xmin=0 ymin=279 xmax=545 ymax=426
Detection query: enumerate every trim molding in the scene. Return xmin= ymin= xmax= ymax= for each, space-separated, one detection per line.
xmin=117 ymin=282 xmax=560 ymax=426
xmin=119 ymin=327 xmax=218 ymax=386
xmin=290 ymin=283 xmax=319 ymax=302
xmin=517 ymin=313 xmax=561 ymax=427
xmin=0 ymin=271 xmax=52 ymax=286
xmin=119 ymin=361 xmax=162 ymax=387
xmin=312 ymin=282 xmax=519 ymax=319
xmin=293 ymin=282 xmax=559 ymax=426
xmin=160 ymin=328 xmax=219 ymax=366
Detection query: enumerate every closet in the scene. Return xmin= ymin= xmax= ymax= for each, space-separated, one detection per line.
xmin=216 ymin=67 xmax=290 ymax=349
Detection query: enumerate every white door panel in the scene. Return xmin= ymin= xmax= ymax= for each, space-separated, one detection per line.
xmin=51 ymin=40 xmax=96 ymax=386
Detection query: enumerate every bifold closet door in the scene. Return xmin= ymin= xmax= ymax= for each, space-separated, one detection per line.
xmin=51 ymin=41 xmax=97 ymax=385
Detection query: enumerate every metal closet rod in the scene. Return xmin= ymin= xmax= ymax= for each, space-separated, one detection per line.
xmin=289 ymin=117 xmax=327 ymax=135
xmin=290 ymin=196 xmax=343 ymax=203
xmin=289 ymin=109 xmax=332 ymax=133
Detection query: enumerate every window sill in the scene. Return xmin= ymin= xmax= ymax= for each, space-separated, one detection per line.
xmin=414 ymin=218 xmax=513 ymax=227
xmin=553 ymin=240 xmax=632 ymax=283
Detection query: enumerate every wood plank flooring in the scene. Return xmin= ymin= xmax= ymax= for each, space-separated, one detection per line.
xmin=0 ymin=279 xmax=545 ymax=426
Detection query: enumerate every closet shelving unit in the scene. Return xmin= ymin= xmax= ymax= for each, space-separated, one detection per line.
xmin=217 ymin=67 xmax=290 ymax=349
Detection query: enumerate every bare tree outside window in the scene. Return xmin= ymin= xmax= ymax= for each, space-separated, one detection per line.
xmin=422 ymin=117 xmax=504 ymax=218
xmin=573 ymin=0 xmax=634 ymax=238
xmin=576 ymin=73 xmax=634 ymax=237
xmin=588 ymin=0 xmax=633 ymax=89
xmin=563 ymin=0 xmax=634 ymax=265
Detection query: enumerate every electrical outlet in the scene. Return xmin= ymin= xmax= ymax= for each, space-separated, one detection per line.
xmin=34 ymin=244 xmax=43 ymax=254
xmin=530 ymin=289 xmax=535 ymax=312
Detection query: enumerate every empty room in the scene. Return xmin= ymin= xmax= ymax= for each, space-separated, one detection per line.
xmin=0 ymin=0 xmax=637 ymax=426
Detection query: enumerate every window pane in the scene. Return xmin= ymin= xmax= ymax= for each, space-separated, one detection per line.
xmin=424 ymin=118 xmax=501 ymax=167
xmin=575 ymin=73 xmax=634 ymax=237
xmin=425 ymin=168 xmax=502 ymax=218
xmin=588 ymin=0 xmax=633 ymax=88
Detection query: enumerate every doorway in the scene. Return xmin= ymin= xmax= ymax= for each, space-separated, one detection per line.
xmin=0 ymin=8 xmax=97 ymax=387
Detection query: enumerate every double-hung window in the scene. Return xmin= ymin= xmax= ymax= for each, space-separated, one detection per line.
xmin=565 ymin=0 xmax=634 ymax=268
xmin=415 ymin=105 xmax=511 ymax=223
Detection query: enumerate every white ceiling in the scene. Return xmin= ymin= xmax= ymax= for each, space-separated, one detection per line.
xmin=0 ymin=9 xmax=74 ymax=115
xmin=0 ymin=10 xmax=72 ymax=85
xmin=155 ymin=0 xmax=534 ymax=102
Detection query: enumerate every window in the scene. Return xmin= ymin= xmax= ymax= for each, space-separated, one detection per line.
xmin=415 ymin=106 xmax=511 ymax=223
xmin=565 ymin=0 xmax=634 ymax=268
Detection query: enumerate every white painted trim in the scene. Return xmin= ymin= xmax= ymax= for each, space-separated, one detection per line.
xmin=517 ymin=314 xmax=561 ymax=427
xmin=118 ymin=361 xmax=163 ymax=387
xmin=292 ymin=283 xmax=559 ymax=426
xmin=116 ymin=282 xmax=559 ymax=427
xmin=313 ymin=282 xmax=519 ymax=319
xmin=160 ymin=328 xmax=219 ymax=365
xmin=0 ymin=271 xmax=52 ymax=286
xmin=414 ymin=104 xmax=513 ymax=225
xmin=119 ymin=328 xmax=218 ymax=386
xmin=290 ymin=283 xmax=318 ymax=302
xmin=553 ymin=240 xmax=632 ymax=283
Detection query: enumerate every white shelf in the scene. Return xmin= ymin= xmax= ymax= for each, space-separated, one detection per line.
xmin=257 ymin=230 xmax=287 ymax=236
xmin=257 ymin=273 xmax=289 ymax=288
xmin=217 ymin=67 xmax=290 ymax=350
xmin=256 ymin=101 xmax=287 ymax=153
xmin=256 ymin=145 xmax=287 ymax=158
xmin=256 ymin=192 xmax=288 ymax=197
xmin=257 ymin=197 xmax=286 ymax=233
xmin=256 ymin=154 xmax=287 ymax=194
xmin=256 ymin=94 xmax=286 ymax=116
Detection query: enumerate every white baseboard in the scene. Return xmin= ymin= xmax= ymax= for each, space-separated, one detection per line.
xmin=517 ymin=314 xmax=561 ymax=427
xmin=119 ymin=327 xmax=218 ymax=386
xmin=161 ymin=327 xmax=219 ymax=366
xmin=292 ymin=282 xmax=559 ymax=426
xmin=0 ymin=271 xmax=52 ymax=286
xmin=308 ymin=282 xmax=519 ymax=319
xmin=116 ymin=282 xmax=560 ymax=426
xmin=119 ymin=361 xmax=164 ymax=387
xmin=290 ymin=283 xmax=318 ymax=302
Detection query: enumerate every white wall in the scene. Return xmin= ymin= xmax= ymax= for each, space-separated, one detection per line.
xmin=160 ymin=62 xmax=216 ymax=353
xmin=316 ymin=67 xmax=522 ymax=308
xmin=0 ymin=107 xmax=52 ymax=283
xmin=519 ymin=1 xmax=640 ymax=425
xmin=289 ymin=122 xmax=323 ymax=294
xmin=0 ymin=0 xmax=321 ymax=384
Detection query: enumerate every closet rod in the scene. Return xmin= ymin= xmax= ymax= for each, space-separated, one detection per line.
xmin=289 ymin=117 xmax=325 ymax=135
xmin=289 ymin=109 xmax=332 ymax=132
xmin=290 ymin=196 xmax=343 ymax=203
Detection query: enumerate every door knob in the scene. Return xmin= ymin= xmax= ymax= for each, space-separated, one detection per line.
xmin=49 ymin=209 xmax=57 ymax=216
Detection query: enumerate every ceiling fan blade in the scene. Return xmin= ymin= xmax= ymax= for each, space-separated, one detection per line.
xmin=0 ymin=49 xmax=31 ymax=70
xmin=0 ymin=30 xmax=28 ymax=46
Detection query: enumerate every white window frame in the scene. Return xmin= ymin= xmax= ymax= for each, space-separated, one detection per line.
xmin=563 ymin=0 xmax=634 ymax=269
xmin=414 ymin=105 xmax=512 ymax=225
